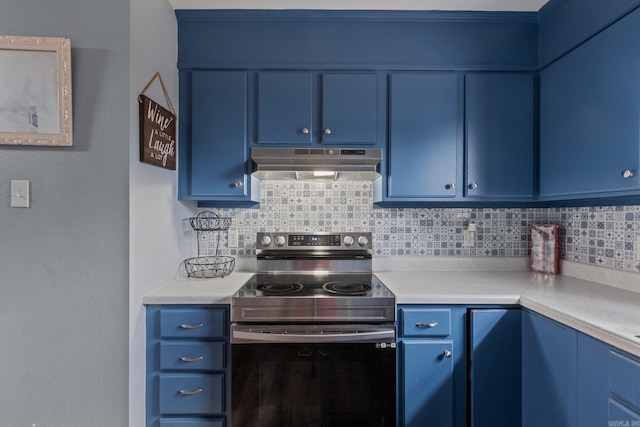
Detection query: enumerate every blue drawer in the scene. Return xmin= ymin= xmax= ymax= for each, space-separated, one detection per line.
xmin=400 ymin=308 xmax=451 ymax=337
xmin=609 ymin=350 xmax=640 ymax=410
xmin=159 ymin=373 xmax=224 ymax=415
xmin=609 ymin=398 xmax=640 ymax=423
xmin=160 ymin=341 xmax=226 ymax=371
xmin=160 ymin=309 xmax=226 ymax=339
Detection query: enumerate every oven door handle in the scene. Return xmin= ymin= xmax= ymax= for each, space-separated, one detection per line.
xmin=232 ymin=329 xmax=395 ymax=343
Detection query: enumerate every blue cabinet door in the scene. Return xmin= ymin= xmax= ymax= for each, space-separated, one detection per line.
xmin=257 ymin=72 xmax=313 ymax=144
xmin=321 ymin=73 xmax=377 ymax=145
xmin=465 ymin=73 xmax=535 ymax=199
xmin=522 ymin=310 xmax=578 ymax=427
xmin=577 ymin=332 xmax=609 ymax=427
xmin=181 ymin=71 xmax=250 ymax=202
xmin=539 ymin=7 xmax=640 ymax=198
xmin=387 ymin=73 xmax=460 ymax=199
xmin=401 ymin=340 xmax=454 ymax=427
xmin=469 ymin=309 xmax=521 ymax=427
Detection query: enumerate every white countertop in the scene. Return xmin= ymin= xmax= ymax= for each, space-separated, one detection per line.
xmin=143 ymin=259 xmax=640 ymax=357
xmin=143 ymin=272 xmax=253 ymax=305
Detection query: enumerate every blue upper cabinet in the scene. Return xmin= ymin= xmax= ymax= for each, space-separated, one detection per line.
xmin=256 ymin=71 xmax=378 ymax=146
xmin=381 ymin=71 xmax=535 ymax=205
xmin=321 ymin=73 xmax=377 ymax=145
xmin=539 ymin=6 xmax=640 ymax=200
xmin=387 ymin=72 xmax=460 ymax=199
xmin=465 ymin=73 xmax=536 ymax=200
xmin=257 ymin=72 xmax=313 ymax=144
xmin=178 ymin=71 xmax=257 ymax=206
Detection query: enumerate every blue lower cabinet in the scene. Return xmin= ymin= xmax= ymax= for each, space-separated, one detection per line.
xmin=609 ymin=350 xmax=640 ymax=424
xmin=401 ymin=340 xmax=455 ymax=427
xmin=398 ymin=306 xmax=466 ymax=427
xmin=522 ymin=310 xmax=578 ymax=427
xmin=577 ymin=332 xmax=609 ymax=427
xmin=469 ymin=308 xmax=521 ymax=427
xmin=147 ymin=305 xmax=230 ymax=427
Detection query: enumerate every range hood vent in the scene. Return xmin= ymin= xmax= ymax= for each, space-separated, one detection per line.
xmin=251 ymin=147 xmax=382 ymax=181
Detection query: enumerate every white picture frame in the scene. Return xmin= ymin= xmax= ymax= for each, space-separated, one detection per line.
xmin=0 ymin=35 xmax=72 ymax=146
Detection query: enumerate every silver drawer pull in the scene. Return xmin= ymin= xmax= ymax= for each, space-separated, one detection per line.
xmin=179 ymin=356 xmax=204 ymax=362
xmin=179 ymin=323 xmax=204 ymax=329
xmin=416 ymin=322 xmax=439 ymax=328
xmin=178 ymin=388 xmax=203 ymax=395
xmin=442 ymin=350 xmax=452 ymax=358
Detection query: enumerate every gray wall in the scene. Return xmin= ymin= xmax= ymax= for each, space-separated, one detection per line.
xmin=0 ymin=0 xmax=130 ymax=425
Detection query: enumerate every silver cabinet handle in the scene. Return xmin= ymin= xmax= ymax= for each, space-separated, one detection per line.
xmin=178 ymin=388 xmax=203 ymax=395
xmin=468 ymin=182 xmax=479 ymax=190
xmin=179 ymin=356 xmax=204 ymax=362
xmin=416 ymin=322 xmax=439 ymax=328
xmin=445 ymin=183 xmax=455 ymax=190
xmin=234 ymin=181 xmax=243 ymax=187
xmin=324 ymin=128 xmax=332 ymax=135
xmin=622 ymin=169 xmax=635 ymax=178
xmin=442 ymin=350 xmax=452 ymax=358
xmin=301 ymin=128 xmax=310 ymax=134
xmin=179 ymin=323 xmax=204 ymax=329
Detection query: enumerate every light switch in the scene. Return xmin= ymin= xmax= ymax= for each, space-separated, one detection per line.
xmin=10 ymin=180 xmax=30 ymax=208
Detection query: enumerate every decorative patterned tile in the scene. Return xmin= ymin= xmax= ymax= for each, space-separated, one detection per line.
xmin=193 ymin=181 xmax=640 ymax=273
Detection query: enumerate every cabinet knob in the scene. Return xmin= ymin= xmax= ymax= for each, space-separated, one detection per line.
xmin=442 ymin=350 xmax=452 ymax=358
xmin=235 ymin=181 xmax=243 ymax=187
xmin=445 ymin=183 xmax=456 ymax=190
xmin=468 ymin=182 xmax=479 ymax=190
xmin=324 ymin=128 xmax=332 ymax=135
xmin=301 ymin=128 xmax=310 ymax=134
xmin=622 ymin=169 xmax=635 ymax=178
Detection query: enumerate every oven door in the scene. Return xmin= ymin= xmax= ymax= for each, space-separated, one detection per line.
xmin=231 ymin=324 xmax=396 ymax=427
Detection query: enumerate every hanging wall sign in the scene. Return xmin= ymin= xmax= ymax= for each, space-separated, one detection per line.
xmin=138 ymin=72 xmax=176 ymax=170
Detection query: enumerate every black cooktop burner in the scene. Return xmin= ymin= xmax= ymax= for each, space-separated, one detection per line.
xmin=322 ymin=281 xmax=372 ymax=295
xmin=257 ymin=283 xmax=304 ymax=295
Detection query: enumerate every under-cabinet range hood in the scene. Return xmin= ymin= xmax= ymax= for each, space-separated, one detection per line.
xmin=251 ymin=147 xmax=382 ymax=181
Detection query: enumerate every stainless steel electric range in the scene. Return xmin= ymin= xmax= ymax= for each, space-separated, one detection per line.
xmin=230 ymin=232 xmax=396 ymax=427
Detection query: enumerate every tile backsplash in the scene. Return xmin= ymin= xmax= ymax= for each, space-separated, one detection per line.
xmin=194 ymin=181 xmax=640 ymax=273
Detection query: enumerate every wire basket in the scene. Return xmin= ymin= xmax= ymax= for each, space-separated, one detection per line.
xmin=189 ymin=211 xmax=231 ymax=231
xmin=184 ymin=256 xmax=235 ymax=279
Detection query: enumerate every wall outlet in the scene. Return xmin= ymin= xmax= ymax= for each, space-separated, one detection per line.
xmin=464 ymin=222 xmax=477 ymax=246
xmin=227 ymin=228 xmax=238 ymax=248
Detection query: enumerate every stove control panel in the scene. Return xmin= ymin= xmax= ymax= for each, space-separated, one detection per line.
xmin=257 ymin=232 xmax=372 ymax=250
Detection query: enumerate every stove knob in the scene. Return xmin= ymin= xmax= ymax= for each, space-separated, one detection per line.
xmin=343 ymin=236 xmax=354 ymax=246
xmin=260 ymin=235 xmax=272 ymax=246
xmin=275 ymin=235 xmax=286 ymax=246
xmin=357 ymin=235 xmax=369 ymax=246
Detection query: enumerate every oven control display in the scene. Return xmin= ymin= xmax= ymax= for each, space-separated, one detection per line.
xmin=289 ymin=234 xmax=341 ymax=246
